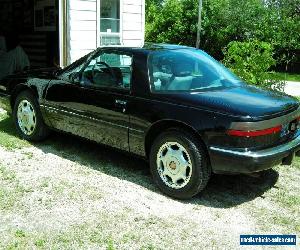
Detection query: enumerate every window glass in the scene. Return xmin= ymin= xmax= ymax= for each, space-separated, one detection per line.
xmin=149 ymin=49 xmax=244 ymax=92
xmin=81 ymin=51 xmax=132 ymax=89
xmin=65 ymin=61 xmax=84 ymax=75
xmin=60 ymin=52 xmax=92 ymax=81
xmin=100 ymin=0 xmax=120 ymax=33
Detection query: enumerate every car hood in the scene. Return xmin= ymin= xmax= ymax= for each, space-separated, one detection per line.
xmin=0 ymin=68 xmax=58 ymax=97
xmin=155 ymin=85 xmax=299 ymax=121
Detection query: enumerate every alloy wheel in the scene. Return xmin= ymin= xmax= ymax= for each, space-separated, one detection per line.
xmin=17 ymin=100 xmax=37 ymax=136
xmin=156 ymin=141 xmax=193 ymax=189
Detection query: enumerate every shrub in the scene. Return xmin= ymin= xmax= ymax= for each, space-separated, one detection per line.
xmin=222 ymin=40 xmax=285 ymax=91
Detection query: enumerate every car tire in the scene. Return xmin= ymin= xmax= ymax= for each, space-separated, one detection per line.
xmin=150 ymin=130 xmax=211 ymax=199
xmin=13 ymin=90 xmax=49 ymax=141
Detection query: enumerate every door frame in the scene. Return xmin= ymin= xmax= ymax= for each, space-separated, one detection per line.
xmin=59 ymin=0 xmax=68 ymax=68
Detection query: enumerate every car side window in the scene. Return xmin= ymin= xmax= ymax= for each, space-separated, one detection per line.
xmin=81 ymin=51 xmax=133 ymax=90
xmin=150 ymin=50 xmax=241 ymax=92
xmin=59 ymin=52 xmax=93 ymax=82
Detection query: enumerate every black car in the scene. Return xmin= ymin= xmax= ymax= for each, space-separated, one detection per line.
xmin=0 ymin=44 xmax=300 ymax=199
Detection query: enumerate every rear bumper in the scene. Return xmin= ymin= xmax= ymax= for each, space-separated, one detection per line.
xmin=209 ymin=133 xmax=300 ymax=174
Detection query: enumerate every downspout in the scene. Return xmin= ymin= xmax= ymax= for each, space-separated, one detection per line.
xmin=59 ymin=0 xmax=68 ymax=67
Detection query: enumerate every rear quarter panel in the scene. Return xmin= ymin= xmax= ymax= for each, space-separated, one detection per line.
xmin=128 ymin=95 xmax=233 ymax=156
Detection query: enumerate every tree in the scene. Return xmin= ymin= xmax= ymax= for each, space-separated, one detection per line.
xmin=223 ymin=40 xmax=284 ymax=90
xmin=145 ymin=0 xmax=300 ymax=71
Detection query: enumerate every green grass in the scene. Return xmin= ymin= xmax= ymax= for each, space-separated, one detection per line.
xmin=248 ymin=161 xmax=300 ymax=233
xmin=0 ymin=166 xmax=26 ymax=211
xmin=0 ymin=211 xmax=183 ymax=249
xmin=2 ymin=227 xmax=118 ymax=250
xmin=270 ymin=72 xmax=300 ymax=82
xmin=0 ymin=113 xmax=30 ymax=150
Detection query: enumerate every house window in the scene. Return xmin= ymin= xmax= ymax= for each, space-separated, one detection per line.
xmin=100 ymin=0 xmax=120 ymax=33
xmin=100 ymin=0 xmax=120 ymax=45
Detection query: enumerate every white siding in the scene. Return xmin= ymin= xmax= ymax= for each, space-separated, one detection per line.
xmin=66 ymin=0 xmax=145 ymax=65
xmin=122 ymin=0 xmax=145 ymax=47
xmin=67 ymin=0 xmax=97 ymax=63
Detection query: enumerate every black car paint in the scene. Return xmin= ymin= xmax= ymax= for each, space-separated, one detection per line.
xmin=0 ymin=44 xmax=299 ymax=174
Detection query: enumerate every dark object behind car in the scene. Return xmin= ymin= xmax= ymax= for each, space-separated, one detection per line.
xmin=0 ymin=43 xmax=300 ymax=199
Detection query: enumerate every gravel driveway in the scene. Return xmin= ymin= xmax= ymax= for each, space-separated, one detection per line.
xmin=0 ymin=109 xmax=299 ymax=249
xmin=284 ymin=81 xmax=300 ymax=96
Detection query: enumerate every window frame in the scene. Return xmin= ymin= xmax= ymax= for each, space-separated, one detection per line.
xmin=97 ymin=0 xmax=123 ymax=47
xmin=78 ymin=48 xmax=133 ymax=94
xmin=58 ymin=51 xmax=95 ymax=81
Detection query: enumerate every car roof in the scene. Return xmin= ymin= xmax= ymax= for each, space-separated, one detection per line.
xmin=142 ymin=43 xmax=192 ymax=50
xmin=97 ymin=43 xmax=195 ymax=54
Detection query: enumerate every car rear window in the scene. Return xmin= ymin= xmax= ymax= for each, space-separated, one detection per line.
xmin=148 ymin=49 xmax=244 ymax=92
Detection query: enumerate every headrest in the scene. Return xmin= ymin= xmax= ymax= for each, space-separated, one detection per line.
xmin=172 ymin=61 xmax=192 ymax=77
xmin=102 ymin=67 xmax=123 ymax=84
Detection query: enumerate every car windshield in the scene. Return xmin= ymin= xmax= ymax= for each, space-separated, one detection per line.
xmin=149 ymin=49 xmax=244 ymax=92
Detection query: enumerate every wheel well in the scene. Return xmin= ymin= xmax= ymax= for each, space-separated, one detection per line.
xmin=145 ymin=120 xmax=207 ymax=158
xmin=10 ymin=85 xmax=38 ymax=109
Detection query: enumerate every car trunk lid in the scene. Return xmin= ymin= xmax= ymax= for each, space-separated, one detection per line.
xmin=154 ymin=85 xmax=299 ymax=121
xmin=153 ymin=85 xmax=300 ymax=149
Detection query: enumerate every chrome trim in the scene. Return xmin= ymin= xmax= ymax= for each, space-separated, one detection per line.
xmin=210 ymin=134 xmax=300 ymax=158
xmin=42 ymin=104 xmax=129 ymax=130
xmin=129 ymin=127 xmax=144 ymax=133
xmin=230 ymin=106 xmax=300 ymax=131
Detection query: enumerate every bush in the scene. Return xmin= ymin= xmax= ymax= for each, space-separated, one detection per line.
xmin=145 ymin=0 xmax=300 ymax=69
xmin=222 ymin=40 xmax=285 ymax=91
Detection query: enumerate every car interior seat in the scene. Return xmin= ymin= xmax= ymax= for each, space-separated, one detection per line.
xmin=167 ymin=62 xmax=193 ymax=91
xmin=93 ymin=67 xmax=123 ymax=87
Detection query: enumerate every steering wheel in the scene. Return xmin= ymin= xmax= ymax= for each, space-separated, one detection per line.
xmin=91 ymin=61 xmax=118 ymax=85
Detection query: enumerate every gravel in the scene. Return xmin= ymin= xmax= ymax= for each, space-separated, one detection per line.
xmin=0 ymin=108 xmax=299 ymax=249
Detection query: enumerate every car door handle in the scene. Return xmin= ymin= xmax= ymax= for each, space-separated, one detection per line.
xmin=115 ymin=99 xmax=127 ymax=113
xmin=115 ymin=99 xmax=127 ymax=106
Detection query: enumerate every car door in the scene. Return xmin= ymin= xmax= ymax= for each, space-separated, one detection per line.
xmin=44 ymin=49 xmax=132 ymax=151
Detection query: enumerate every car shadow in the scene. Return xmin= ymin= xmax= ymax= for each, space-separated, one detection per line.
xmin=193 ymin=169 xmax=278 ymax=208
xmin=0 ymin=116 xmax=279 ymax=208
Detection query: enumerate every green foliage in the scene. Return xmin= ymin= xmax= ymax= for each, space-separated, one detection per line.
xmin=223 ymin=40 xmax=284 ymax=90
xmin=146 ymin=0 xmax=197 ymax=46
xmin=145 ymin=0 xmax=300 ymax=69
xmin=146 ymin=0 xmax=188 ymax=44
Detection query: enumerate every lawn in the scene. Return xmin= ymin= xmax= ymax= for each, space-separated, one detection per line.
xmin=0 ymin=112 xmax=30 ymax=150
xmin=270 ymin=72 xmax=300 ymax=82
xmin=0 ymin=109 xmax=299 ymax=249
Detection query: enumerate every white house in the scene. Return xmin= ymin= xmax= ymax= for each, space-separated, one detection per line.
xmin=0 ymin=0 xmax=145 ymax=69
xmin=59 ymin=0 xmax=145 ymax=67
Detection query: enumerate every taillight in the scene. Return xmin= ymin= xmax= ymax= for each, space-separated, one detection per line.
xmin=227 ymin=125 xmax=282 ymax=137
